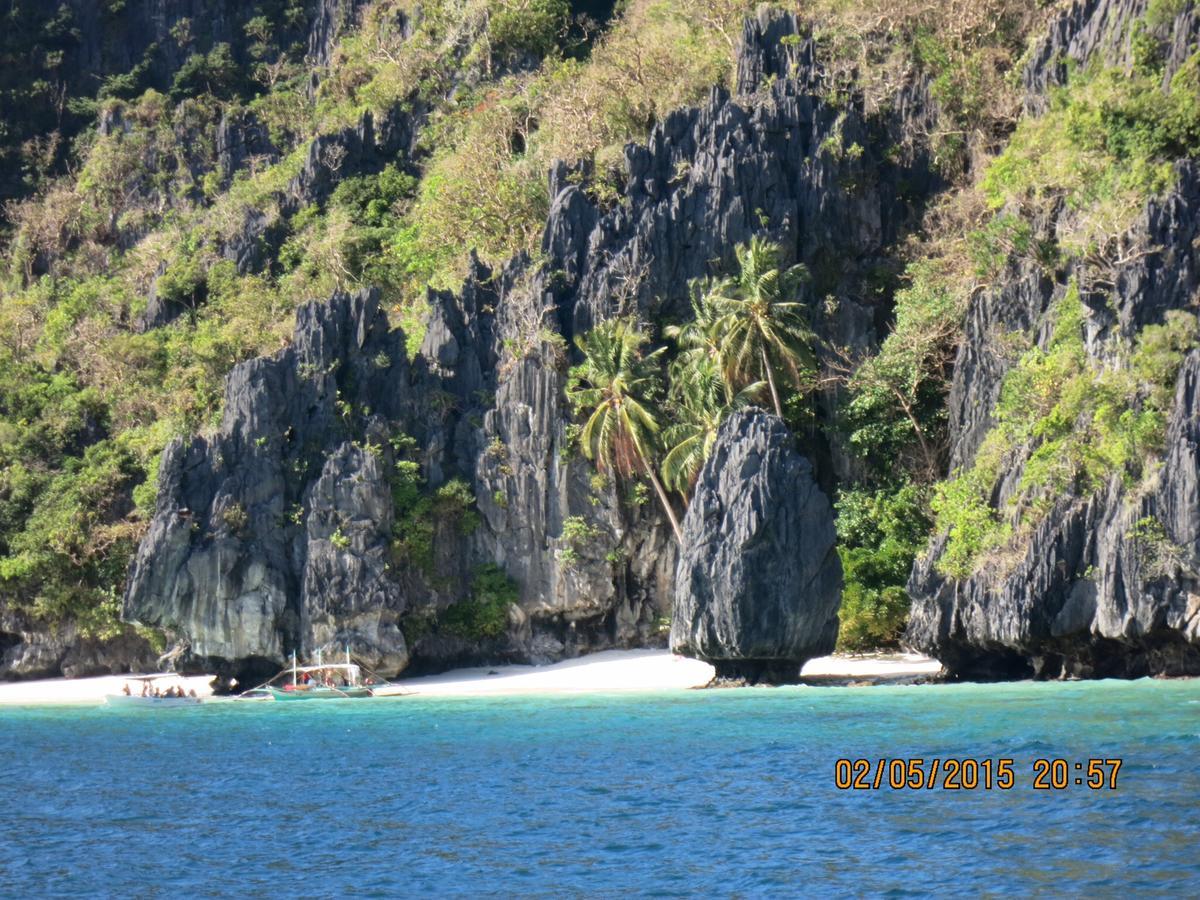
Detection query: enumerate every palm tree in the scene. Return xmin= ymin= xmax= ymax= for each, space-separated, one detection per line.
xmin=663 ymin=284 xmax=724 ymax=375
xmin=661 ymin=355 xmax=764 ymax=494
xmin=706 ymin=236 xmax=816 ymax=417
xmin=566 ymin=317 xmax=683 ymax=544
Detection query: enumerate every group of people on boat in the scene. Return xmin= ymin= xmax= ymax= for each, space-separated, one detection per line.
xmin=299 ymin=670 xmax=355 ymax=689
xmin=121 ymin=682 xmax=198 ymax=699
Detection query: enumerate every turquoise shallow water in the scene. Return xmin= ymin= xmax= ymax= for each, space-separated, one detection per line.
xmin=1 ymin=678 xmax=1198 ymax=896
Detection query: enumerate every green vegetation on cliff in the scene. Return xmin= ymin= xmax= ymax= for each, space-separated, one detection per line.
xmin=927 ymin=34 xmax=1200 ymax=583
xmin=982 ymin=49 xmax=1200 ymax=257
xmin=933 ymin=287 xmax=1198 ymax=581
xmin=0 ymin=0 xmax=758 ymax=640
xmin=838 ymin=10 xmax=1200 ymax=633
xmin=0 ymin=0 xmax=1196 ymax=661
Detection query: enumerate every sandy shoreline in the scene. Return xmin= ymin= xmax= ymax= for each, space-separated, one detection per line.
xmin=0 ymin=649 xmax=943 ymax=706
xmin=0 ymin=673 xmax=218 ymax=706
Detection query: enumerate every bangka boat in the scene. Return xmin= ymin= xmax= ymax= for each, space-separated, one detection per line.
xmin=105 ymin=673 xmax=202 ymax=707
xmin=240 ymin=649 xmax=403 ymax=701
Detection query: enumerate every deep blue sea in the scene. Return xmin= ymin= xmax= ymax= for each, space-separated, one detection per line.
xmin=1 ymin=678 xmax=1198 ymax=896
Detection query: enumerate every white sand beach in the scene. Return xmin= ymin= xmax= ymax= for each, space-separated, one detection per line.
xmin=389 ymin=649 xmax=943 ymax=695
xmin=0 ymin=672 xmax=217 ymax=706
xmin=0 ymin=649 xmax=942 ymax=705
xmin=799 ymin=651 xmax=944 ymax=685
xmin=384 ymin=648 xmax=716 ymax=696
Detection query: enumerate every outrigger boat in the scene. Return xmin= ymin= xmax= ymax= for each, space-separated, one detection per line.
xmin=105 ymin=673 xmax=202 ymax=708
xmin=240 ymin=648 xmax=403 ymax=701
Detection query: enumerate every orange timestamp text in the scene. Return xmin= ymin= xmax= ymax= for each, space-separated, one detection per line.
xmin=833 ymin=758 xmax=1122 ymax=791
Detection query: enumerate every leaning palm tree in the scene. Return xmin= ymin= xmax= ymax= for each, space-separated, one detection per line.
xmin=661 ymin=355 xmax=764 ymax=495
xmin=706 ymin=236 xmax=816 ymax=417
xmin=566 ymin=317 xmax=683 ymax=544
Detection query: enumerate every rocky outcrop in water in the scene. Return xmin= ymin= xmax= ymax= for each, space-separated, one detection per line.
xmin=670 ymin=411 xmax=841 ymax=683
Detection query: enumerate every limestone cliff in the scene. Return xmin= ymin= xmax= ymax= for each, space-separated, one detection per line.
xmin=124 ymin=289 xmax=421 ymax=678
xmin=121 ymin=10 xmax=935 ymax=680
xmin=18 ymin=0 xmax=1195 ymax=685
xmin=906 ymin=0 xmax=1200 ymax=678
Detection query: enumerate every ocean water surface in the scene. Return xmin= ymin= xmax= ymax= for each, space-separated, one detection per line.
xmin=1 ymin=678 xmax=1198 ymax=896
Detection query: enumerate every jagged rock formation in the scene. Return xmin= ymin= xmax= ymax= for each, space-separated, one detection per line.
xmin=908 ymin=166 xmax=1200 ymax=679
xmin=670 ymin=411 xmax=841 ymax=683
xmin=1022 ymin=0 xmax=1199 ymax=111
xmin=302 ymin=442 xmax=409 ymax=673
xmin=0 ymin=609 xmax=156 ymax=680
xmin=124 ymin=10 xmax=936 ymax=680
xmin=549 ymin=12 xmax=939 ymax=341
xmin=906 ymin=0 xmax=1200 ymax=679
xmin=124 ymin=288 xmax=426 ymax=679
xmin=216 ymin=111 xmax=281 ymax=186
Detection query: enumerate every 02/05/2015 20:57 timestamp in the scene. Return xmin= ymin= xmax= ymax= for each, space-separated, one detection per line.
xmin=833 ymin=758 xmax=1123 ymax=791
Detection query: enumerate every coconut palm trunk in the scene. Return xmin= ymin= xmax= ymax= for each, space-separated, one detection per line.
xmin=760 ymin=344 xmax=783 ymax=416
xmin=641 ymin=454 xmax=684 ymax=544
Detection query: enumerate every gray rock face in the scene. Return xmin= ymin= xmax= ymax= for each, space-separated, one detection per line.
xmin=425 ymin=257 xmax=678 ymax=661
xmin=308 ymin=0 xmax=371 ymax=68
xmin=0 ymin=609 xmax=157 ymax=681
xmin=907 ymin=153 xmax=1200 ymax=677
xmin=302 ymin=443 xmax=408 ymax=673
xmin=1021 ymin=0 xmax=1146 ymax=110
xmin=123 ymin=288 xmax=424 ymax=679
xmin=547 ymin=31 xmax=938 ymax=341
xmin=285 ymin=109 xmax=420 ymax=213
xmin=120 ymin=11 xmax=935 ymax=680
xmin=670 ymin=411 xmax=841 ymax=683
xmin=216 ymin=111 xmax=280 ymax=185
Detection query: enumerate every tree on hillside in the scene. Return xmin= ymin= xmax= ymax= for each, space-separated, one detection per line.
xmin=705 ymin=236 xmax=816 ymax=417
xmin=837 ymin=261 xmax=961 ymax=480
xmin=566 ymin=317 xmax=683 ymax=544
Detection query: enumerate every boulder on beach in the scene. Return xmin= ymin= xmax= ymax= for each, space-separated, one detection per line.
xmin=670 ymin=410 xmax=842 ymax=683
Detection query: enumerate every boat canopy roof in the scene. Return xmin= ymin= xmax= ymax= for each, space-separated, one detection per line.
xmin=291 ymin=663 xmax=360 ymax=673
xmin=124 ymin=673 xmax=185 ymax=682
